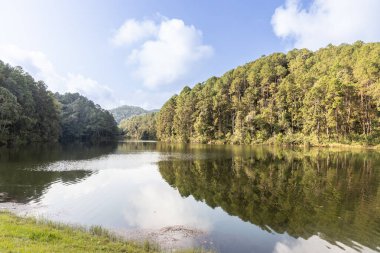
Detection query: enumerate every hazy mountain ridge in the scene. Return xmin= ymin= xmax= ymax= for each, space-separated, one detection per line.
xmin=110 ymin=105 xmax=158 ymax=124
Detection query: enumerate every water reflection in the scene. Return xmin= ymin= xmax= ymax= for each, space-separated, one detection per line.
xmin=158 ymin=146 xmax=380 ymax=252
xmin=0 ymin=142 xmax=379 ymax=252
xmin=37 ymin=163 xmax=213 ymax=231
xmin=0 ymin=143 xmax=117 ymax=203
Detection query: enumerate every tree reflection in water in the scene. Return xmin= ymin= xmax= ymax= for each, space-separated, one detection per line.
xmin=158 ymin=146 xmax=380 ymax=251
xmin=0 ymin=142 xmax=117 ymax=203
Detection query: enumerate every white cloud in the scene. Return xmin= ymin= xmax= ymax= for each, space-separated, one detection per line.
xmin=271 ymin=0 xmax=380 ymax=50
xmin=66 ymin=74 xmax=116 ymax=109
xmin=112 ymin=17 xmax=213 ymax=88
xmin=0 ymin=44 xmax=65 ymax=92
xmin=111 ymin=19 xmax=158 ymax=46
xmin=0 ymin=44 xmax=119 ymax=109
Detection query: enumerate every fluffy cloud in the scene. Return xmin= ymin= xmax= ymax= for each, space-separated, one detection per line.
xmin=111 ymin=19 xmax=158 ymax=46
xmin=271 ymin=0 xmax=380 ymax=50
xmin=0 ymin=44 xmax=65 ymax=92
xmin=0 ymin=44 xmax=118 ymax=109
xmin=112 ymin=17 xmax=213 ymax=88
xmin=66 ymin=74 xmax=116 ymax=109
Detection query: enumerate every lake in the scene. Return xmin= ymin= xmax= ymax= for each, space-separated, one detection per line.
xmin=0 ymin=142 xmax=379 ymax=253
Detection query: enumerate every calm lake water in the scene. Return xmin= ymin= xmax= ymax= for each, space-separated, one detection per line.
xmin=0 ymin=142 xmax=379 ymax=253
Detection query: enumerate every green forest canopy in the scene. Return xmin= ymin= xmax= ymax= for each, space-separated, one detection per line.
xmin=157 ymin=41 xmax=380 ymax=145
xmin=56 ymin=93 xmax=118 ymax=143
xmin=0 ymin=60 xmax=118 ymax=146
xmin=119 ymin=113 xmax=156 ymax=140
xmin=2 ymin=41 xmax=379 ymax=146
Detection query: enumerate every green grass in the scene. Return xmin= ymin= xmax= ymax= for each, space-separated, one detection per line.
xmin=0 ymin=212 xmax=158 ymax=253
xmin=0 ymin=212 xmax=213 ymax=253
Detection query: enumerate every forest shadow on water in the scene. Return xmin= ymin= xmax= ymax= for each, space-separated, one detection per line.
xmin=0 ymin=142 xmax=117 ymax=203
xmin=156 ymin=144 xmax=380 ymax=252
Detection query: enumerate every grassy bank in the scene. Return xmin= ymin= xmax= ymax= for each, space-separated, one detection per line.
xmin=0 ymin=212 xmax=158 ymax=253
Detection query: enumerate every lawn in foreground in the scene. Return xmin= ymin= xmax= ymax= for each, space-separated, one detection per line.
xmin=0 ymin=212 xmax=158 ymax=253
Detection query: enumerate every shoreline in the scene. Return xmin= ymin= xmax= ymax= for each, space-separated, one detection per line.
xmin=0 ymin=202 xmax=210 ymax=252
xmin=140 ymin=139 xmax=380 ymax=151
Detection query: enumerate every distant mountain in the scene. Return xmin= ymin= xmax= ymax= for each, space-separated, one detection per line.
xmin=109 ymin=105 xmax=158 ymax=124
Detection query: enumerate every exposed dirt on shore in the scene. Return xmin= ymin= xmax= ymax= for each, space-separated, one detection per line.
xmin=118 ymin=225 xmax=211 ymax=250
xmin=0 ymin=202 xmax=36 ymax=215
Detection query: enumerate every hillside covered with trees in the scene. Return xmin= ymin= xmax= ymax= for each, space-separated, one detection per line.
xmin=56 ymin=93 xmax=119 ymax=143
xmin=0 ymin=60 xmax=118 ymax=146
xmin=157 ymin=42 xmax=380 ymax=145
xmin=110 ymin=105 xmax=158 ymax=124
xmin=119 ymin=113 xmax=156 ymax=140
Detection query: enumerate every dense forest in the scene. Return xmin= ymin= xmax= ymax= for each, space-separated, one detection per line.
xmin=119 ymin=113 xmax=156 ymax=140
xmin=0 ymin=60 xmax=118 ymax=146
xmin=56 ymin=93 xmax=119 ymax=142
xmin=157 ymin=42 xmax=380 ymax=145
xmin=0 ymin=61 xmax=60 ymax=146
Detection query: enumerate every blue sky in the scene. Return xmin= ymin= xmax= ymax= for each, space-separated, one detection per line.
xmin=0 ymin=0 xmax=379 ymax=109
